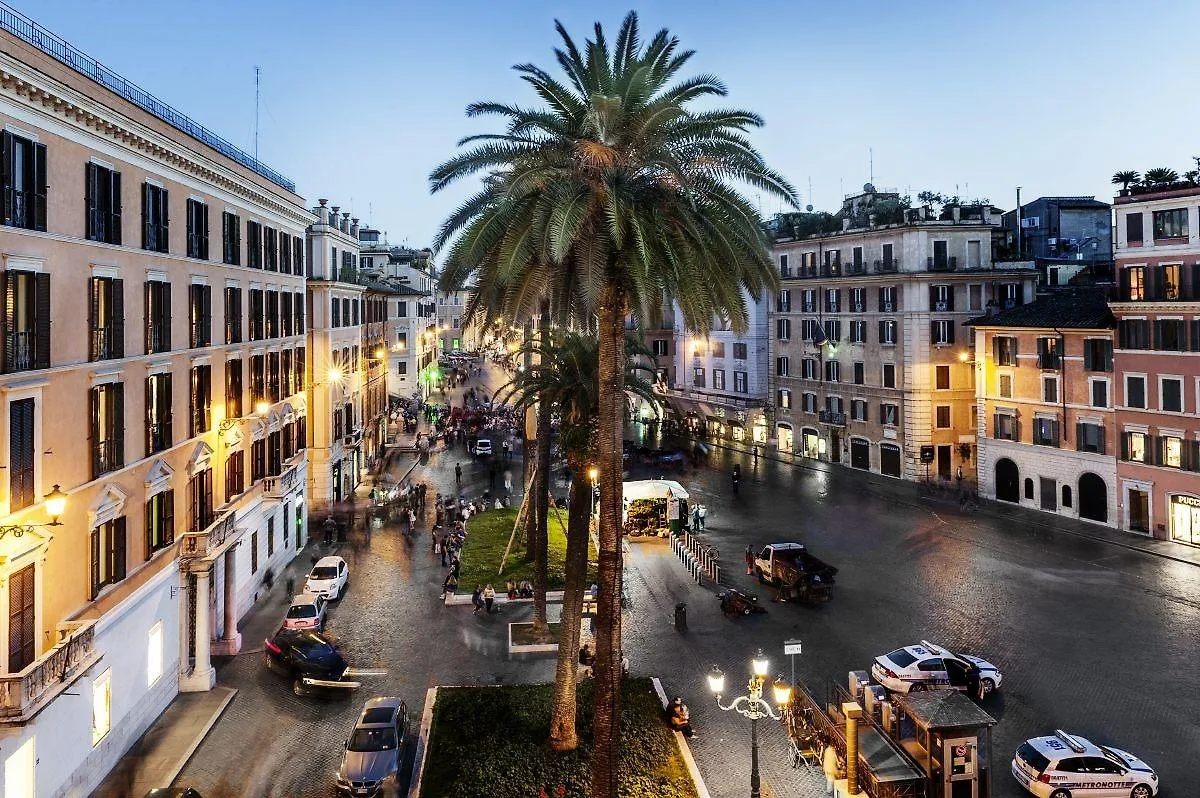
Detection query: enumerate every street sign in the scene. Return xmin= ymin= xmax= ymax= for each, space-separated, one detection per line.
xmin=784 ymin=639 xmax=802 ymax=656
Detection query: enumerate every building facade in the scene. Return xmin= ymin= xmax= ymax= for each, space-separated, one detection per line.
xmin=0 ymin=12 xmax=308 ymax=795
xmin=1000 ymin=196 xmax=1113 ymax=286
xmin=1111 ymin=184 xmax=1200 ymax=544
xmin=970 ymin=289 xmax=1118 ymax=526
xmin=769 ymin=195 xmax=1038 ymax=481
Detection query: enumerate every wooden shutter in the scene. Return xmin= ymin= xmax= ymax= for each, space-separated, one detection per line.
xmin=163 ymin=373 xmax=173 ymax=449
xmin=202 ymin=285 xmax=212 ymax=346
xmin=163 ymin=282 xmax=172 ymax=351
xmin=930 ymin=320 xmax=938 ymax=345
xmin=111 ymin=279 xmax=124 ymax=358
xmin=0 ymin=272 xmax=9 ymax=373
xmin=34 ymin=273 xmax=50 ymax=369
xmin=201 ymin=203 xmax=209 ymax=260
xmin=89 ymin=387 xmax=99 ymax=479
xmin=89 ymin=529 xmax=101 ymax=598
xmin=1075 ymin=422 xmax=1085 ymax=451
xmin=947 ymin=321 xmax=955 ymax=344
xmin=1192 ymin=320 xmax=1200 ymax=353
xmin=112 ymin=383 xmax=125 ymax=469
xmin=8 ymin=565 xmax=35 ymax=670
xmin=142 ymin=183 xmax=152 ymax=249
xmin=85 ymin=162 xmax=98 ymax=240
xmin=109 ymin=170 xmax=122 ymax=245
xmin=164 ymin=490 xmax=175 ymax=545
xmin=31 ymin=143 xmax=46 ymax=232
xmin=144 ymin=282 xmax=152 ymax=353
xmin=144 ymin=377 xmax=152 ymax=456
xmin=186 ymin=199 xmax=194 ymax=256
xmin=1 ymin=131 xmax=13 ymax=226
xmin=88 ymin=277 xmax=100 ymax=361
xmin=159 ymin=188 xmax=169 ymax=250
xmin=929 ymin=285 xmax=938 ymax=309
xmin=112 ymin=517 xmax=127 ymax=582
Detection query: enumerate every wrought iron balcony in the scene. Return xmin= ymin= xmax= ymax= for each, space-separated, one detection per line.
xmin=927 ymin=256 xmax=958 ymax=272
xmin=0 ymin=620 xmax=100 ymax=723
xmin=3 ymin=330 xmax=35 ymax=372
xmin=818 ymin=410 xmax=847 ymax=427
xmin=180 ymin=511 xmax=236 ymax=559
xmin=873 ymin=259 xmax=899 ymax=273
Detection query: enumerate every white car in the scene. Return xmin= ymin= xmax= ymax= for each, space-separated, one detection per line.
xmin=871 ymin=640 xmax=1002 ymax=697
xmin=304 ymin=556 xmax=348 ymax=600
xmin=1012 ymin=730 xmax=1158 ymax=798
xmin=473 ymin=438 xmax=493 ymax=456
xmin=283 ymin=594 xmax=327 ymax=631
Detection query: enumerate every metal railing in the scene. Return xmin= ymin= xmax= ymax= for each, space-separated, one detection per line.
xmin=3 ymin=330 xmax=35 ymax=371
xmin=0 ymin=3 xmax=295 ymax=192
xmin=671 ymin=530 xmax=722 ymax=585
xmin=0 ymin=620 xmax=98 ymax=722
xmin=263 ymin=460 xmax=301 ymax=498
xmin=818 ymin=410 xmax=847 ymax=427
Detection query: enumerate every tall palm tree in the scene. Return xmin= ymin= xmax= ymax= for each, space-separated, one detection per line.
xmin=1111 ymin=170 xmax=1140 ymax=192
xmin=430 ymin=13 xmax=796 ymax=794
xmin=502 ymin=332 xmax=658 ymax=751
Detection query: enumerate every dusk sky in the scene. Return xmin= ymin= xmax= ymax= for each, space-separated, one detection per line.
xmin=14 ymin=1 xmax=1200 ymax=248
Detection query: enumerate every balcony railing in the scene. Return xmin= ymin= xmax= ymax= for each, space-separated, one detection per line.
xmin=927 ymin=256 xmax=958 ymax=272
xmin=0 ymin=620 xmax=100 ymax=722
xmin=845 ymin=261 xmax=867 ymax=275
xmin=874 ymin=259 xmax=899 ymax=273
xmin=180 ymin=511 xmax=236 ymax=559
xmin=264 ymin=460 xmax=301 ymax=498
xmin=818 ymin=410 xmax=847 ymax=427
xmin=91 ymin=439 xmax=120 ymax=478
xmin=3 ymin=330 xmax=35 ymax=371
xmin=90 ymin=326 xmax=115 ymax=361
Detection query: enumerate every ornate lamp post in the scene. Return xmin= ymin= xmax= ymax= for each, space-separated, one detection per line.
xmin=707 ymin=650 xmax=792 ymax=798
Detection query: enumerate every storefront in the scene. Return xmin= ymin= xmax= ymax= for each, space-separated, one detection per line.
xmin=800 ymin=427 xmax=822 ymax=459
xmin=1169 ymin=494 xmax=1200 ymax=546
xmin=776 ymin=423 xmax=793 ymax=454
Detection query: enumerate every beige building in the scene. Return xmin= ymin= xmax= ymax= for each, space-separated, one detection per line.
xmin=0 ymin=12 xmax=309 ymax=796
xmin=769 ymin=193 xmax=1037 ymax=481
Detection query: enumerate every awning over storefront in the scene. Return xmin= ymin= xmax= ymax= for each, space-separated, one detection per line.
xmin=664 ymin=395 xmax=705 ymax=418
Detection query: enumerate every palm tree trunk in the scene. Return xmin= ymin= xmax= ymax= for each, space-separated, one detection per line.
xmin=548 ymin=465 xmax=591 ymax=751
xmin=531 ymin=305 xmax=553 ymax=635
xmin=590 ymin=285 xmax=627 ymax=798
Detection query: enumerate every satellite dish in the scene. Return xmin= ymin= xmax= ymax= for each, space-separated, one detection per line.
xmin=806 ymin=204 xmax=813 ymax=212
xmin=864 ymin=183 xmax=876 ymax=193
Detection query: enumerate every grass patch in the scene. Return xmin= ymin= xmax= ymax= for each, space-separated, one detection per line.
xmin=422 ymin=679 xmax=700 ymax=798
xmin=456 ymin=507 xmax=595 ymax=593
xmin=511 ymin=621 xmax=563 ymax=646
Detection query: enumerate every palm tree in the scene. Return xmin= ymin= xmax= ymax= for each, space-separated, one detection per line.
xmin=1111 ymin=170 xmax=1141 ymax=192
xmin=501 ymin=332 xmax=658 ymax=751
xmin=1143 ymin=167 xmax=1179 ymax=186
xmin=430 ymin=13 xmax=796 ymax=794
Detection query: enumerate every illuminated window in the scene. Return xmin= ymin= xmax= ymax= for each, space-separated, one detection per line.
xmin=147 ymin=622 xmax=164 ymax=687
xmin=92 ymin=670 xmax=112 ymax=746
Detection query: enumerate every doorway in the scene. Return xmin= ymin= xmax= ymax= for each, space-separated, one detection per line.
xmin=830 ymin=430 xmax=841 ymax=463
xmin=801 ymin=429 xmax=820 ymax=459
xmin=1078 ymin=473 xmax=1108 ymax=523
xmin=1127 ymin=487 xmax=1150 ymax=533
xmin=937 ymin=445 xmax=952 ymax=479
xmin=850 ymin=438 xmax=870 ymax=470
xmin=1040 ymin=477 xmax=1057 ymax=511
xmin=776 ymin=424 xmax=793 ymax=454
xmin=994 ymin=458 xmax=1019 ymax=503
xmin=880 ymin=444 xmax=901 ymax=478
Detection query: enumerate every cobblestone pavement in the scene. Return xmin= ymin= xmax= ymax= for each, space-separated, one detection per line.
xmin=170 ymin=374 xmax=1199 ymax=797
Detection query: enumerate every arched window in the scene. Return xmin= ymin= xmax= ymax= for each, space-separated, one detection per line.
xmin=1024 ymin=478 xmax=1034 ymax=500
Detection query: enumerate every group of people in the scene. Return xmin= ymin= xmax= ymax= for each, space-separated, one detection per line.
xmin=470 ymin=584 xmax=499 ymax=615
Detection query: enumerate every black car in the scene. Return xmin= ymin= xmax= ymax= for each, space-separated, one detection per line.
xmin=264 ymin=628 xmax=358 ymax=696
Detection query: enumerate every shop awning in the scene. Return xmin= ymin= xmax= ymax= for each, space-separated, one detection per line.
xmin=664 ymin=395 xmax=703 ymax=417
xmin=624 ymin=479 xmax=691 ymax=501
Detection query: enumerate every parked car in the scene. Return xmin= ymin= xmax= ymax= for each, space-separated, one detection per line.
xmin=1012 ymin=730 xmax=1157 ymax=798
xmin=871 ymin=640 xmax=1002 ymax=697
xmin=264 ymin=628 xmax=358 ymax=697
xmin=335 ymin=697 xmax=411 ymax=797
xmin=283 ymin=593 xmax=328 ymax=630
xmin=305 ymin=555 xmax=348 ymax=600
xmin=145 ymin=790 xmax=202 ymax=798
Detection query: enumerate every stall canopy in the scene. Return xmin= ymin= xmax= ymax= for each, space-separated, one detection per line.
xmin=623 ymin=479 xmax=691 ymax=501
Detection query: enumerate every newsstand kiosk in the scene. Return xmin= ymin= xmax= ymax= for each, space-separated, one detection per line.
xmin=888 ymin=691 xmax=996 ymax=798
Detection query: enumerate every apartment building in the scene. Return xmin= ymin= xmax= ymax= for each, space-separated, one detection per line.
xmin=969 ymin=289 xmax=1117 ymax=525
xmin=306 ymin=202 xmax=366 ymax=506
xmin=769 ymin=194 xmax=1037 ymax=481
xmin=0 ymin=10 xmax=309 ymax=795
xmin=1111 ymin=183 xmax=1200 ymax=544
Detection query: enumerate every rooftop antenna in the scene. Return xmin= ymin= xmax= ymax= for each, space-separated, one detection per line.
xmin=869 ymin=147 xmax=874 ymax=186
xmin=808 ymin=177 xmax=813 ymax=209
xmin=253 ymin=66 xmax=260 ymax=162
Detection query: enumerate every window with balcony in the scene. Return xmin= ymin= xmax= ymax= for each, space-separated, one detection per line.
xmin=145 ymin=373 xmax=172 ymax=456
xmin=249 ymin=354 xmax=265 ymax=407
xmin=776 ymin=356 xmax=790 ymax=377
xmin=712 ymin=369 xmax=725 ymax=390
xmin=9 ymin=398 xmax=35 ymax=512
xmin=2 ymin=131 xmax=47 ymax=231
xmin=1125 ymin=212 xmax=1143 ymax=245
xmin=222 ymin=212 xmax=240 ymax=265
xmin=1076 ymin=422 xmax=1105 ymax=454
xmin=187 ymin=469 xmax=214 ymax=534
xmin=145 ymin=490 xmax=174 ymax=558
xmin=777 ymin=388 xmax=791 ymax=409
xmin=1155 ymin=319 xmax=1186 ymax=351
xmin=265 ymin=290 xmax=279 ymax=339
xmin=823 ymin=250 xmax=841 ymax=275
xmin=936 ymin=365 xmax=950 ymax=390
xmin=882 ymin=363 xmax=896 ymax=389
xmin=90 ymin=383 xmax=124 ymax=479
xmin=824 ymin=395 xmax=844 ymax=415
xmin=88 ymin=277 xmax=124 ymax=362
xmin=779 ymin=253 xmax=790 ymax=277
xmin=993 ymin=336 xmax=1017 ymax=366
xmin=851 ymin=247 xmax=864 ymax=271
xmin=824 ymin=360 xmax=840 ymax=383
xmin=85 ymin=162 xmax=122 ymax=244
xmin=188 ymin=284 xmax=211 ymax=349
xmin=1161 ymin=377 xmax=1183 ymax=412
xmin=141 ymin=183 xmax=169 ymax=253
xmin=189 ymin=365 xmax=211 ymax=437
xmin=776 ymin=318 xmax=791 ymax=341
xmin=801 ymin=290 xmax=816 ymax=313
xmin=249 ymin=289 xmax=264 ymax=341
xmin=849 ymin=320 xmax=866 ymax=344
xmin=144 ymin=280 xmax=171 ymax=355
xmin=851 ymin=399 xmax=868 ymax=421
xmin=1083 ymin=339 xmax=1112 ymax=371
xmin=1 ymin=270 xmax=50 ymax=373
xmin=1119 ymin=319 xmax=1150 ymax=349
xmin=1122 ymin=431 xmax=1147 ymax=463
xmin=930 ymin=284 xmax=954 ymax=312
xmin=1036 ymin=337 xmax=1061 ymax=370
xmin=186 ymin=199 xmax=209 ymax=260
xmin=1153 ymin=208 xmax=1188 ymax=240
xmin=224 ymin=287 xmax=242 ymax=344
xmin=881 ymin=403 xmax=899 ymax=426
xmin=263 ymin=226 xmax=278 ymax=271
xmin=1125 ymin=375 xmax=1146 ymax=408
xmin=802 ymin=392 xmax=817 ymax=413
xmin=89 ymin=518 xmax=126 ymax=599
xmin=1000 ymin=282 xmax=1022 ymax=308
xmin=931 ymin=240 xmax=949 ymax=270
xmin=935 ymin=405 xmax=951 ymax=429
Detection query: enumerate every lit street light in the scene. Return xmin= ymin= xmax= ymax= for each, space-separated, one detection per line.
xmin=707 ymin=650 xmax=791 ymax=798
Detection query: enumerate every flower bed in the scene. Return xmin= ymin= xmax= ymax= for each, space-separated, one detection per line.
xmin=420 ymin=679 xmax=699 ymax=798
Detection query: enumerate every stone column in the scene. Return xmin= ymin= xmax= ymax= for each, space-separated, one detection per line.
xmin=180 ymin=567 xmax=216 ymax=692
xmin=213 ymin=549 xmax=241 ymax=655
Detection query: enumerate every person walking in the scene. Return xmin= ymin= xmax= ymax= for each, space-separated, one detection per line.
xmin=483 ymin=584 xmax=497 ymax=614
xmin=455 ymin=463 xmax=462 ymax=485
xmin=502 ymin=439 xmax=511 ymax=461
xmin=691 ymin=504 xmax=700 ymax=531
xmin=471 ymin=586 xmax=484 ymax=615
xmin=744 ymin=544 xmax=755 ymax=576
xmin=697 ymin=504 xmax=707 ymax=530
xmin=731 ymin=463 xmax=741 ymax=494
xmin=323 ymin=515 xmax=336 ymax=545
xmin=440 ymin=533 xmax=449 ymax=566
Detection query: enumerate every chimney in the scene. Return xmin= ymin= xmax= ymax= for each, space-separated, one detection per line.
xmin=316 ymin=199 xmax=330 ymax=225
xmin=842 ymin=218 xmax=851 ymax=231
xmin=342 ymin=212 xmax=351 ymax=234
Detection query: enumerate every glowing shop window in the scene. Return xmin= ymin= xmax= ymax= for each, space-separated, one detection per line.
xmin=148 ymin=621 xmax=164 ymax=687
xmin=92 ymin=670 xmax=112 ymax=746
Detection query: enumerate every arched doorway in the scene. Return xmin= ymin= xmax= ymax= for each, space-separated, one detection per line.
xmin=1078 ymin=473 xmax=1108 ymax=523
xmin=994 ymin=458 xmax=1019 ymax=503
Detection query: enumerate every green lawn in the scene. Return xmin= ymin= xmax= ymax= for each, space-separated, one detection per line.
xmin=421 ymin=679 xmax=700 ymax=798
xmin=455 ymin=507 xmax=595 ymax=593
xmin=510 ymin=621 xmax=563 ymax=646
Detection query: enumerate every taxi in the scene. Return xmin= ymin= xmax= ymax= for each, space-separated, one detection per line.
xmin=1011 ymin=729 xmax=1157 ymax=798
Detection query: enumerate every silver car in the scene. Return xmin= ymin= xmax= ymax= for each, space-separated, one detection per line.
xmin=336 ymin=697 xmax=409 ymax=797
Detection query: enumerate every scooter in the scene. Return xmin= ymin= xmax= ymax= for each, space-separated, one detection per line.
xmin=718 ymin=587 xmax=766 ymax=616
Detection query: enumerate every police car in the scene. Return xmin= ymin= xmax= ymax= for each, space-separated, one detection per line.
xmin=870 ymin=640 xmax=1002 ymax=697
xmin=1012 ymin=730 xmax=1157 ymax=798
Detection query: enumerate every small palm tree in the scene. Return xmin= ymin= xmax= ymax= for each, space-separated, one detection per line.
xmin=1143 ymin=167 xmax=1179 ymax=186
xmin=1111 ymin=170 xmax=1141 ymax=192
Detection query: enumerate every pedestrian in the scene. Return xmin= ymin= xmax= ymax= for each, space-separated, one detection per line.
xmin=471 ymin=586 xmax=484 ymax=615
xmin=483 ymin=583 xmax=497 ymax=613
xmin=506 ymin=580 xmax=517 ymax=600
xmin=441 ymin=571 xmax=458 ymax=599
xmin=698 ymin=504 xmax=707 ymax=530
xmin=692 ymin=505 xmax=700 ymax=530
xmin=822 ymin=743 xmax=841 ymax=794
xmin=731 ymin=463 xmax=741 ymax=494
xmin=323 ymin=515 xmax=336 ymax=545
xmin=503 ymin=469 xmax=512 ymax=495
xmin=455 ymin=463 xmax=462 ymax=485
xmin=440 ymin=534 xmax=449 ymax=567
xmin=745 ymin=544 xmax=754 ymax=576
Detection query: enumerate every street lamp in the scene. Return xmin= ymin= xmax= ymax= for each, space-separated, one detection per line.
xmin=219 ymin=400 xmax=271 ymax=434
xmin=707 ymin=650 xmax=789 ymax=798
xmin=0 ymin=484 xmax=67 ymax=539
xmin=587 ymin=466 xmax=599 ymax=518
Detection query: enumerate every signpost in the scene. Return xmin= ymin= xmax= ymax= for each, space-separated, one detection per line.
xmin=784 ymin=639 xmax=802 ymax=686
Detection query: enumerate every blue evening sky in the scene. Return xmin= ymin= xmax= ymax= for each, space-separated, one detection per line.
xmin=12 ymin=1 xmax=1199 ymax=247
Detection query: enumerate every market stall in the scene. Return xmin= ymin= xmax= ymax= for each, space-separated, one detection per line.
xmin=622 ymin=479 xmax=691 ymax=538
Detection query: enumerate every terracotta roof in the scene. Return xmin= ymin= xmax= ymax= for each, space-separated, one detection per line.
xmin=966 ymin=287 xmax=1116 ymax=330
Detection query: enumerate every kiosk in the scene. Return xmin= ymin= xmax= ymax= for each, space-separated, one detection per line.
xmin=889 ymin=691 xmax=996 ymax=798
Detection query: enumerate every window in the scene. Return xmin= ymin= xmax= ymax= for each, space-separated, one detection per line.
xmin=1155 ymin=319 xmax=1186 ymax=351
xmin=779 ymin=253 xmax=789 ymax=276
xmin=1161 ymin=377 xmax=1183 ymax=412
xmin=824 ymin=360 xmax=840 ymax=383
xmin=849 ymin=287 xmax=865 ymax=312
xmin=881 ymin=403 xmax=899 ymax=426
xmin=90 ymin=518 xmax=127 ymax=598
xmin=998 ymin=373 xmax=1013 ymax=398
xmin=263 ymin=227 xmax=278 ymax=271
xmin=265 ymin=290 xmax=279 ymax=339
xmin=188 ymin=468 xmax=214 ymax=533
xmin=8 ymin=398 xmax=35 ymax=511
xmin=251 ymin=437 xmax=266 ymax=482
xmin=800 ymin=319 xmax=817 ymax=342
xmin=145 ymin=490 xmax=174 ymax=558
xmin=824 ymin=395 xmax=844 ymax=414
xmin=776 ymin=356 xmax=790 ymax=377
xmin=935 ymin=405 xmax=951 ymax=428
xmin=712 ymin=369 xmax=726 ymax=390
xmin=1090 ymin=378 xmax=1108 ymax=408
xmin=824 ymin=319 xmax=841 ymax=343
xmin=225 ymin=287 xmax=242 ymax=344
xmin=1083 ymin=339 xmax=1112 ymax=371
xmin=1033 ymin=416 xmax=1059 ymax=447
xmin=267 ymin=516 xmax=276 ymax=557
xmin=969 ymin=404 xmax=977 ymax=429
xmin=225 ymin=359 xmax=243 ymax=419
xmin=147 ymin=621 xmax=164 ymax=687
xmin=246 ymin=221 xmax=262 ymax=268
xmin=292 ymin=235 xmax=304 ymax=275
xmin=1043 ymin=375 xmax=1059 ymax=404
xmin=853 ymin=362 xmax=864 ymax=385
xmin=993 ymin=336 xmax=1017 ymax=366
xmin=930 ymin=284 xmax=953 ymax=312
xmin=1123 ymin=431 xmax=1147 ymax=463
xmin=1125 ymin=212 xmax=1143 ymax=244
xmin=1119 ymin=318 xmax=1150 ymax=349
xmin=1160 ymin=435 xmax=1184 ymax=468
xmin=90 ymin=383 xmax=124 ymax=479
xmin=802 ymin=358 xmax=818 ymax=380
xmin=225 ymin=449 xmax=245 ymax=502
xmin=825 ymin=288 xmax=840 ymax=313
xmin=85 ymin=162 xmax=122 ymax=244
xmin=190 ymin=364 xmax=211 ymax=436
xmin=776 ymin=289 xmax=791 ymax=312
xmin=734 ymin=371 xmax=747 ymax=393
xmin=968 ymin=284 xmax=983 ymax=311
xmin=279 ymin=235 xmax=291 ymax=278
xmin=281 ymin=291 xmax=294 ymax=337
xmin=92 ymin=670 xmax=112 ymax=746
xmin=142 ymin=183 xmax=169 ymax=253
xmin=851 ymin=399 xmax=868 ymax=421
xmin=266 ymin=352 xmax=280 ymax=402
xmin=1125 ymin=267 xmax=1146 ymax=301
xmin=1000 ymin=282 xmax=1023 ymax=308
xmin=1076 ymin=422 xmax=1105 ymax=454
xmin=1126 ymin=375 xmax=1146 ymax=408
xmin=776 ymin=318 xmax=791 ymax=341
xmin=1162 ymin=264 xmax=1182 ymax=299
xmin=397 ymin=300 xmax=407 ymax=318
xmin=878 ymin=286 xmax=896 ymax=312
xmin=145 ymin=280 xmax=171 ymax=354
xmin=222 ymin=212 xmax=241 ymax=265
xmin=1153 ymin=208 xmax=1188 ymax=239
xmin=251 ymin=530 xmax=260 ymax=574
xmin=189 ymin=284 xmax=212 ymax=348
xmin=777 ymin=388 xmax=791 ymax=409
xmin=881 ymin=243 xmax=894 ymax=269
xmin=801 ymin=290 xmax=816 ymax=313
xmin=1 ymin=270 xmax=51 ymax=373
xmin=249 ymin=289 xmax=265 ymax=340
xmin=1036 ymin=337 xmax=1061 ymax=369
xmin=692 ymin=366 xmax=705 ymax=388
xmin=186 ymin=199 xmax=209 ymax=259
xmin=802 ymin=392 xmax=817 ymax=413
xmin=882 ymin=363 xmax=896 ymax=389
xmin=1 ymin=130 xmax=47 ymax=231
xmin=145 ymin=373 xmax=173 ymax=455
xmin=935 ymin=365 xmax=950 ymax=390
xmin=852 ymin=247 xmax=863 ymax=270
xmin=89 ymin=277 xmax=124 ymax=361
xmin=652 ymin=339 xmax=668 ymax=357
xmin=932 ymin=239 xmax=949 ymax=270
xmin=878 ymin=319 xmax=897 ymax=346
xmin=931 ymin=319 xmax=955 ymax=346
xmin=849 ymin=320 xmax=866 ymax=344
xmin=711 ymin=341 xmax=725 ymax=358
xmin=283 ymin=502 xmax=292 ymax=548
xmin=967 ymin=240 xmax=982 ymax=268
xmin=397 ymin=361 xmax=408 ymax=376
xmin=993 ymin=412 xmax=1017 ymax=441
